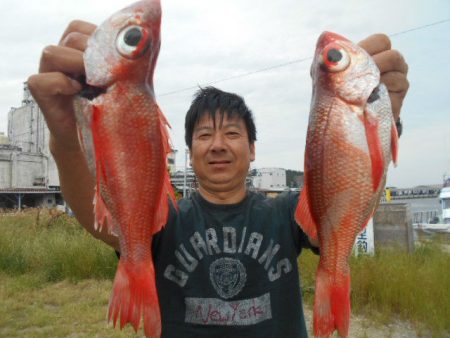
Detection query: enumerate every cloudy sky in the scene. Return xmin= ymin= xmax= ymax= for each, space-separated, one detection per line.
xmin=0 ymin=0 xmax=449 ymax=188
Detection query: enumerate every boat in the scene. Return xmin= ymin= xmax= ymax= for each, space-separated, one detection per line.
xmin=412 ymin=181 xmax=450 ymax=234
xmin=439 ymin=187 xmax=450 ymax=224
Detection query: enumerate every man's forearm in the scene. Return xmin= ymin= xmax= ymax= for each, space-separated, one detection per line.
xmin=50 ymin=137 xmax=119 ymax=250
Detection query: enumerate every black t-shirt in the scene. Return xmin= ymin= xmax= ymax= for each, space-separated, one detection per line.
xmin=152 ymin=191 xmax=317 ymax=338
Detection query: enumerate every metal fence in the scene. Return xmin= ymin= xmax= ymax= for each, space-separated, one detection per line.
xmin=412 ymin=210 xmax=440 ymax=224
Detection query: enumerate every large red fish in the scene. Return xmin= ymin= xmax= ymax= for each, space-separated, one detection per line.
xmin=295 ymin=32 xmax=399 ymax=338
xmin=74 ymin=1 xmax=176 ymax=337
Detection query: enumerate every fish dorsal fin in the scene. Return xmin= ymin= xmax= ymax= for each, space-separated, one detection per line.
xmin=363 ymin=110 xmax=385 ymax=192
xmin=295 ymin=183 xmax=318 ymax=242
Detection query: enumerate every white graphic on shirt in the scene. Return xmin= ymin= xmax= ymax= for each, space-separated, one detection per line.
xmin=209 ymin=258 xmax=246 ymax=299
xmin=163 ymin=226 xmax=293 ymax=288
xmin=185 ymin=293 xmax=272 ymax=326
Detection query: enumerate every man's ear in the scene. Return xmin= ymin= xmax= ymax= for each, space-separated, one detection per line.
xmin=250 ymin=143 xmax=255 ymax=162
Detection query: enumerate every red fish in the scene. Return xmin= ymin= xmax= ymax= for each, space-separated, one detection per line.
xmin=295 ymin=32 xmax=399 ymax=338
xmin=74 ymin=1 xmax=176 ymax=337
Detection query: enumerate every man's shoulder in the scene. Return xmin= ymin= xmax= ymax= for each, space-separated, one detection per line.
xmin=171 ymin=190 xmax=299 ymax=214
xmin=266 ymin=190 xmax=300 ymax=207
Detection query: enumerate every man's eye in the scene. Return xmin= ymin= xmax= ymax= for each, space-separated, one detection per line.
xmin=199 ymin=133 xmax=211 ymax=139
xmin=227 ymin=132 xmax=239 ymax=137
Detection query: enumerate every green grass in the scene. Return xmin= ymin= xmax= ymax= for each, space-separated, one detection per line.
xmin=0 ymin=208 xmax=117 ymax=282
xmin=1 ymin=209 xmax=449 ymax=336
xmin=0 ymin=272 xmax=143 ymax=337
xmin=298 ymin=240 xmax=450 ymax=337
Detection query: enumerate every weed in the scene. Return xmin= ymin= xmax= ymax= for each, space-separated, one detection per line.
xmin=298 ymin=241 xmax=450 ymax=337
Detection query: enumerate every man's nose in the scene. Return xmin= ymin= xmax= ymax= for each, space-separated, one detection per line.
xmin=210 ymin=133 xmax=226 ymax=152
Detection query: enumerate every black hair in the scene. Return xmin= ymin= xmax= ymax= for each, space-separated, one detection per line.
xmin=184 ymin=86 xmax=257 ymax=149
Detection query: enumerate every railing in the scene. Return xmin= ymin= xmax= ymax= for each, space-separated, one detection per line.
xmin=391 ymin=193 xmax=439 ymax=199
xmin=413 ymin=210 xmax=440 ymax=224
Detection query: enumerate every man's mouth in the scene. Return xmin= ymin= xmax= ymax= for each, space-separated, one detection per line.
xmin=209 ymin=160 xmax=231 ymax=165
xmin=209 ymin=160 xmax=232 ymax=169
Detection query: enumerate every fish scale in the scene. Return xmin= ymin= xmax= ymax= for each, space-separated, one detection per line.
xmin=74 ymin=1 xmax=177 ymax=337
xmin=295 ymin=31 xmax=398 ymax=338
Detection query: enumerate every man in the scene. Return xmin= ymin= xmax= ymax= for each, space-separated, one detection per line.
xmin=28 ymin=20 xmax=408 ymax=338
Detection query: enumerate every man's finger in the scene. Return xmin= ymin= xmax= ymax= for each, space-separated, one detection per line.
xmin=59 ymin=20 xmax=97 ymax=44
xmin=60 ymin=31 xmax=90 ymax=51
xmin=27 ymin=73 xmax=80 ymax=149
xmin=389 ymin=91 xmax=407 ymax=122
xmin=358 ymin=34 xmax=391 ymax=56
xmin=28 ymin=72 xmax=82 ymax=99
xmin=373 ymin=49 xmax=409 ymax=74
xmin=380 ymin=72 xmax=410 ymax=93
xmin=39 ymin=45 xmax=84 ymax=75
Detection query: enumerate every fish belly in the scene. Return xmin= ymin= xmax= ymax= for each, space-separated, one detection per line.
xmin=92 ymin=90 xmax=169 ymax=338
xmin=307 ymin=99 xmax=377 ymax=338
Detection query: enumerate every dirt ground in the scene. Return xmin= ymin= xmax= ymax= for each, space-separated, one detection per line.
xmin=0 ymin=275 xmax=447 ymax=338
xmin=303 ymin=307 xmax=448 ymax=338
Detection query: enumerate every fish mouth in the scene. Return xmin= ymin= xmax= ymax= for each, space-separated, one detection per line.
xmin=77 ymin=75 xmax=107 ymax=101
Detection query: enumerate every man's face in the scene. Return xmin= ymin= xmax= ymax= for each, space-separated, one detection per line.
xmin=190 ymin=112 xmax=255 ymax=196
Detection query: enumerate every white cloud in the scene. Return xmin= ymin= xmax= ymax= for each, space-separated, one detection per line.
xmin=0 ymin=0 xmax=449 ymax=187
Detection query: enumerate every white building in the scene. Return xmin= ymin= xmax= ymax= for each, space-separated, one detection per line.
xmin=251 ymin=167 xmax=287 ymax=191
xmin=167 ymin=150 xmax=177 ymax=174
xmin=171 ymin=168 xmax=196 ymax=197
xmin=0 ymin=83 xmax=61 ymax=209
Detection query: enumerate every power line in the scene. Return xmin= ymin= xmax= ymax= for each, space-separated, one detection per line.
xmin=389 ymin=18 xmax=450 ymax=37
xmin=157 ymin=18 xmax=450 ymax=98
xmin=158 ymin=57 xmax=312 ymax=97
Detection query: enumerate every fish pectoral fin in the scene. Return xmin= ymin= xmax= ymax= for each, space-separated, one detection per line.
xmin=295 ymin=184 xmax=318 ymax=243
xmin=94 ymin=187 xmax=117 ymax=236
xmin=363 ymin=110 xmax=385 ymax=192
xmin=151 ymin=106 xmax=179 ymax=235
xmin=391 ymin=118 xmax=399 ymax=166
xmin=153 ymin=169 xmax=178 ymax=235
xmin=74 ymin=97 xmax=97 ymax=179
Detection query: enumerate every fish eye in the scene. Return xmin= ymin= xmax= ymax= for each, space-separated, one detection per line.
xmin=319 ymin=43 xmax=350 ymax=73
xmin=116 ymin=25 xmax=150 ymax=59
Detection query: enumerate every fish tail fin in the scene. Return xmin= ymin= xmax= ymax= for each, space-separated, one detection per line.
xmin=108 ymin=258 xmax=161 ymax=338
xmin=313 ymin=266 xmax=351 ymax=338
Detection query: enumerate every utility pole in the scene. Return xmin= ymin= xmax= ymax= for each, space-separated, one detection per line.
xmin=183 ymin=148 xmax=188 ymax=197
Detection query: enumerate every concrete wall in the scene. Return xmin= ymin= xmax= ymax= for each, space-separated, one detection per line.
xmin=38 ymin=194 xmax=57 ymax=208
xmin=0 ymin=160 xmax=10 ymax=187
xmin=373 ymin=203 xmax=414 ymax=253
xmin=0 ymin=149 xmax=48 ymax=189
xmin=14 ymin=153 xmax=47 ymax=188
xmin=47 ymin=153 xmax=59 ymax=187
